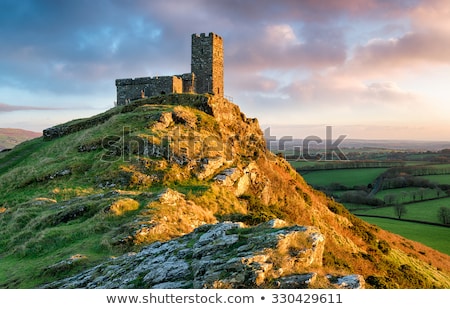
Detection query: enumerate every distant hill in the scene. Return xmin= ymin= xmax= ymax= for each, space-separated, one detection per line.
xmin=1 ymin=94 xmax=449 ymax=289
xmin=0 ymin=128 xmax=41 ymax=150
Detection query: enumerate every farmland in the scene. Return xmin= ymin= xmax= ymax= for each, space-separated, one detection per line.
xmin=288 ymin=148 xmax=450 ymax=255
xmin=361 ymin=217 xmax=450 ymax=255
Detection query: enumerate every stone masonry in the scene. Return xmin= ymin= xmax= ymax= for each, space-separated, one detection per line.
xmin=115 ymin=32 xmax=223 ymax=106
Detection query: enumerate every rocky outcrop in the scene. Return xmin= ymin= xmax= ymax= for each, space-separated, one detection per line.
xmin=42 ymin=219 xmax=362 ymax=289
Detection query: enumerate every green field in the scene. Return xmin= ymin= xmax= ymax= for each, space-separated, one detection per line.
xmin=354 ymin=197 xmax=450 ymax=223
xmin=288 ymin=160 xmax=327 ymax=169
xmin=424 ymin=163 xmax=450 ymax=169
xmin=375 ymin=187 xmax=444 ymax=204
xmin=419 ymin=174 xmax=450 ymax=185
xmin=360 ymin=217 xmax=450 ymax=255
xmin=289 ymin=159 xmax=450 ymax=255
xmin=300 ymin=168 xmax=387 ymax=188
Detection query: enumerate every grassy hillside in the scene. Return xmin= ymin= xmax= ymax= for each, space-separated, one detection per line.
xmin=1 ymin=94 xmax=450 ymax=288
xmin=360 ymin=217 xmax=450 ymax=255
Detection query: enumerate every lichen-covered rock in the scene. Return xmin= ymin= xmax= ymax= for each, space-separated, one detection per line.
xmin=334 ymin=274 xmax=366 ymax=289
xmin=276 ymin=273 xmax=317 ymax=288
xmin=41 ymin=219 xmax=364 ymax=289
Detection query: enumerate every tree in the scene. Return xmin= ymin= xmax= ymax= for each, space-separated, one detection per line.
xmin=394 ymin=203 xmax=407 ymax=220
xmin=384 ymin=194 xmax=397 ymax=206
xmin=437 ymin=207 xmax=450 ymax=225
xmin=419 ymin=188 xmax=426 ymax=201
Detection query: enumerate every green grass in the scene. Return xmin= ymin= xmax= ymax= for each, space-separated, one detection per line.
xmin=0 ymin=138 xmax=45 ymax=176
xmin=0 ymin=98 xmax=227 ymax=288
xmin=359 ymin=216 xmax=450 ymax=255
xmin=0 ymin=191 xmax=155 ymax=288
xmin=353 ymin=197 xmax=450 ymax=224
xmin=300 ymin=168 xmax=387 ymax=188
xmin=418 ymin=174 xmax=450 ymax=185
xmin=288 ymin=160 xmax=323 ymax=169
xmin=404 ymin=161 xmax=430 ymax=166
xmin=423 ymin=163 xmax=450 ymax=169
xmin=375 ymin=187 xmax=444 ymax=204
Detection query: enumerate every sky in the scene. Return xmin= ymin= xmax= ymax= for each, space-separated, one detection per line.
xmin=1 ymin=0 xmax=450 ymax=141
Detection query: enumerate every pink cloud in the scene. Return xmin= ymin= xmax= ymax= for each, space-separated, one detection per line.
xmin=0 ymin=102 xmax=61 ymax=112
xmin=347 ymin=0 xmax=450 ymax=75
xmin=227 ymin=23 xmax=347 ymax=73
xmin=282 ymin=75 xmax=422 ymax=109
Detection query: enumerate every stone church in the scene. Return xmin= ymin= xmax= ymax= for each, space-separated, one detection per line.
xmin=115 ymin=32 xmax=224 ymax=106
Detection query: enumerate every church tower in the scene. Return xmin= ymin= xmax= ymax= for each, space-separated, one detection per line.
xmin=191 ymin=33 xmax=224 ymax=96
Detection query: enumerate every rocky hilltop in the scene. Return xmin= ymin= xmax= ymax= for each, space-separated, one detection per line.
xmin=0 ymin=94 xmax=449 ymax=288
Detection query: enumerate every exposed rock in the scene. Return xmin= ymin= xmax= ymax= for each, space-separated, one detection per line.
xmin=125 ymin=188 xmax=217 ymax=245
xmin=43 ymin=254 xmax=88 ymax=276
xmin=276 ymin=273 xmax=317 ymax=288
xmin=157 ymin=188 xmax=186 ymax=206
xmin=42 ymin=219 xmax=363 ymax=289
xmin=152 ymin=112 xmax=173 ymax=130
xmin=213 ymin=167 xmax=240 ymax=186
xmin=172 ymin=106 xmax=197 ymax=128
xmin=333 ymin=274 xmax=366 ymax=289
xmin=78 ymin=143 xmax=99 ymax=152
xmin=196 ymin=157 xmax=225 ymax=180
xmin=48 ymin=169 xmax=71 ymax=180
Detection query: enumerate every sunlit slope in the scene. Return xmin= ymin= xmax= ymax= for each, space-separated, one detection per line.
xmin=0 ymin=94 xmax=449 ymax=288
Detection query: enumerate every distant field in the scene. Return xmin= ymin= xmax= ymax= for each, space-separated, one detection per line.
xmin=425 ymin=163 xmax=450 ymax=169
xmin=359 ymin=216 xmax=450 ymax=255
xmin=290 ymin=159 xmax=450 ymax=256
xmin=354 ymin=197 xmax=450 ymax=223
xmin=288 ymin=160 xmax=327 ymax=169
xmin=0 ymin=128 xmax=41 ymax=149
xmin=300 ymin=168 xmax=387 ymax=188
xmin=375 ymin=187 xmax=443 ymax=204
xmin=419 ymin=174 xmax=450 ymax=185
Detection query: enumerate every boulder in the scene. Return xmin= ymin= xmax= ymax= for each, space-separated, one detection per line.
xmin=41 ymin=219 xmax=362 ymax=289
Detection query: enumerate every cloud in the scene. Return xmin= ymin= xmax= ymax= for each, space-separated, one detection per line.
xmin=202 ymin=0 xmax=415 ymax=22
xmin=0 ymin=102 xmax=60 ymax=112
xmin=281 ymin=74 xmax=423 ymax=112
xmin=0 ymin=0 xmax=191 ymax=94
xmin=0 ymin=0 xmax=448 ymax=140
xmin=344 ymin=0 xmax=450 ymax=78
xmin=0 ymin=0 xmax=418 ymax=96
xmin=1 ymin=0 xmax=417 ymax=91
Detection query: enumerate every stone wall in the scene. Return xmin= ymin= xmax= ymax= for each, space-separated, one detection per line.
xmin=177 ymin=73 xmax=195 ymax=93
xmin=116 ymin=75 xmax=187 ymax=106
